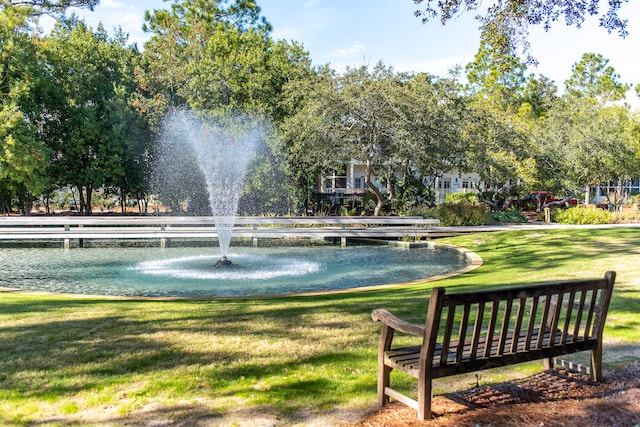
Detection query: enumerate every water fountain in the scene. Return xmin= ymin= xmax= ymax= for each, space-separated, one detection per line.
xmin=156 ymin=109 xmax=263 ymax=267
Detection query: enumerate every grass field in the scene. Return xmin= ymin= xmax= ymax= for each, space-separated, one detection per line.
xmin=1 ymin=228 xmax=639 ymax=426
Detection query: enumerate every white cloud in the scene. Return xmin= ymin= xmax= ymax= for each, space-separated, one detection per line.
xmin=327 ymin=42 xmax=365 ymax=58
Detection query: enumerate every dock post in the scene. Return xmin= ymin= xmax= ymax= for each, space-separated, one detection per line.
xmin=64 ymin=223 xmax=70 ymax=249
xmin=78 ymin=224 xmax=84 ymax=248
xmin=341 ymin=237 xmax=347 ymax=247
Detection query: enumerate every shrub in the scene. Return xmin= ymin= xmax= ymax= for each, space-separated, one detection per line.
xmin=435 ymin=203 xmax=491 ymax=226
xmin=554 ymin=206 xmax=611 ymax=225
xmin=403 ymin=205 xmax=438 ymax=219
xmin=491 ymin=209 xmax=528 ymax=223
xmin=444 ymin=192 xmax=478 ymax=204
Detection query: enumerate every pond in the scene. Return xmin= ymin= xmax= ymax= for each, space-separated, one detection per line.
xmin=0 ymin=243 xmax=470 ymax=298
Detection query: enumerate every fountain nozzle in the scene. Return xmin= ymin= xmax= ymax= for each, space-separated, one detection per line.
xmin=214 ymin=256 xmax=234 ymax=269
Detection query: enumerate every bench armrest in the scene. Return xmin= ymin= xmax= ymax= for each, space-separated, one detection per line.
xmin=372 ymin=309 xmax=425 ymax=337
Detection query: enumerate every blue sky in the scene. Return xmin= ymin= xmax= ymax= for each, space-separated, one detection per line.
xmin=49 ymin=0 xmax=639 ymax=98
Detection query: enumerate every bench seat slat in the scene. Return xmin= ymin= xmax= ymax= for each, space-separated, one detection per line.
xmin=385 ymin=332 xmax=599 ymax=382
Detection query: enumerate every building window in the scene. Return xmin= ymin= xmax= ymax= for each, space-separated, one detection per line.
xmin=355 ymin=178 xmax=363 ymax=189
xmin=462 ymin=181 xmax=469 ymax=189
xmin=443 ymin=180 xmax=451 ymax=189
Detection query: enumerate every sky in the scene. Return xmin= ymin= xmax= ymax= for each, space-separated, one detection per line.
xmin=45 ymin=0 xmax=640 ymax=101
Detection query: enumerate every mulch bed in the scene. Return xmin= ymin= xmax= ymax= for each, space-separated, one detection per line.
xmin=353 ymin=362 xmax=640 ymax=427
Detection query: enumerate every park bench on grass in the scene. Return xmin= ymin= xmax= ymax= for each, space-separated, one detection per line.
xmin=371 ymin=271 xmax=616 ymax=420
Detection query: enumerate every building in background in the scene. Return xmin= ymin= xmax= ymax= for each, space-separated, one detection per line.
xmin=316 ymin=161 xmax=480 ymax=210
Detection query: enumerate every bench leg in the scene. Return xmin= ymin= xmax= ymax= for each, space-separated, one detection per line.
xmin=591 ymin=345 xmax=603 ymax=382
xmin=417 ymin=375 xmax=432 ymax=420
xmin=377 ymin=364 xmax=391 ymax=406
xmin=377 ymin=326 xmax=394 ymax=407
xmin=543 ymin=357 xmax=554 ymax=370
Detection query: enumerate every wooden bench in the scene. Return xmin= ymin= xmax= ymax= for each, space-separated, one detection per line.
xmin=371 ymin=271 xmax=616 ymax=420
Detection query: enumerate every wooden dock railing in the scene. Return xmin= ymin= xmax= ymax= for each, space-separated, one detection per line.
xmin=0 ymin=216 xmax=440 ymax=248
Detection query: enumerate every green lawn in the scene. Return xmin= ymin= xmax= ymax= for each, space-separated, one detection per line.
xmin=1 ymin=228 xmax=639 ymax=426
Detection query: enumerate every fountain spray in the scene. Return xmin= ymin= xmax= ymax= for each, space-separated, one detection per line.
xmin=157 ymin=109 xmax=263 ymax=267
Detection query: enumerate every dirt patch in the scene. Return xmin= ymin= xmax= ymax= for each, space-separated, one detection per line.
xmin=353 ymin=363 xmax=640 ymax=427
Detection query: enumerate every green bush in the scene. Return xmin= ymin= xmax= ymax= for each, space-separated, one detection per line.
xmin=444 ymin=192 xmax=478 ymax=204
xmin=554 ymin=206 xmax=611 ymax=225
xmin=435 ymin=203 xmax=490 ymax=226
xmin=491 ymin=209 xmax=528 ymax=223
xmin=403 ymin=205 xmax=438 ymax=218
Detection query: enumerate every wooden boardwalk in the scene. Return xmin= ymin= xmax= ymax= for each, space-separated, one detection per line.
xmin=0 ymin=216 xmax=440 ymax=247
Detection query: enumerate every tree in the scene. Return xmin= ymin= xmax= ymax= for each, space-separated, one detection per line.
xmin=138 ymin=0 xmax=311 ymax=122
xmin=533 ymin=96 xmax=638 ymax=207
xmin=279 ymin=66 xmax=336 ymax=204
xmin=0 ymin=3 xmax=50 ymax=213
xmin=413 ymin=0 xmax=630 ymax=61
xmin=43 ymin=18 xmax=148 ymax=214
xmin=283 ymin=64 xmax=468 ymax=215
xmin=184 ymin=27 xmax=312 ymax=121
xmin=520 ymin=74 xmax=558 ymax=119
xmin=565 ymin=52 xmax=630 ymax=102
xmin=465 ymin=30 xmax=529 ymax=113
xmin=534 ymin=53 xmax=634 ymax=205
xmin=459 ymin=97 xmax=532 ymax=208
xmin=460 ymin=32 xmax=538 ymax=208
xmin=283 ymin=64 xmax=410 ymax=215
xmin=138 ymin=1 xmax=313 ymax=214
xmin=136 ymin=0 xmax=275 ymax=125
xmin=0 ymin=0 xmax=98 ymax=16
xmin=391 ymin=72 xmax=469 ymax=207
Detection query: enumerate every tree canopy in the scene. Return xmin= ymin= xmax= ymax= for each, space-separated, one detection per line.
xmin=283 ymin=63 xmax=468 ymax=215
xmin=0 ymin=0 xmax=97 ymax=15
xmin=1 ymin=0 xmax=639 ymax=215
xmin=42 ymin=18 xmax=149 ymax=214
xmin=413 ymin=0 xmax=631 ymax=61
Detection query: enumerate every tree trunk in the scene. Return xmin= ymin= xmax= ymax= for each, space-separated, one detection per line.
xmin=477 ymin=186 xmax=498 ymax=210
xmin=77 ymin=185 xmax=93 ymax=215
xmin=78 ymin=187 xmax=86 ymax=214
xmin=365 ymin=158 xmax=385 ymax=216
xmin=85 ymin=184 xmax=93 ymax=215
xmin=585 ymin=184 xmax=591 ymax=205
xmin=386 ymin=168 xmax=396 ymax=213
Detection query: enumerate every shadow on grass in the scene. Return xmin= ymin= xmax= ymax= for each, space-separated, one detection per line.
xmin=0 ymin=294 xmax=390 ymax=424
xmin=1 ymin=227 xmax=640 ymax=425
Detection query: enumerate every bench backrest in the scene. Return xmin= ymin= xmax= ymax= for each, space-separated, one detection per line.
xmin=421 ymin=271 xmax=616 ymax=376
